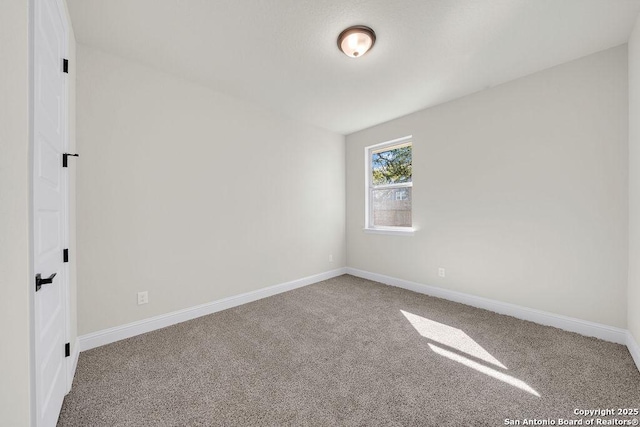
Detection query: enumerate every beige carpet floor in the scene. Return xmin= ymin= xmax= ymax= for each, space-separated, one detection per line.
xmin=58 ymin=275 xmax=640 ymax=426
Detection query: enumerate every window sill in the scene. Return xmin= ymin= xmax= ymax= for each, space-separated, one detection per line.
xmin=363 ymin=227 xmax=415 ymax=236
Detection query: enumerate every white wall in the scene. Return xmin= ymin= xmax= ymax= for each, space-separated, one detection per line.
xmin=629 ymin=16 xmax=640 ymax=345
xmin=0 ymin=1 xmax=32 ymax=424
xmin=346 ymin=45 xmax=628 ymax=328
xmin=76 ymin=45 xmax=346 ymax=335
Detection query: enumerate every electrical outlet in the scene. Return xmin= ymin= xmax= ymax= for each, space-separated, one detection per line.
xmin=438 ymin=268 xmax=446 ymax=278
xmin=137 ymin=291 xmax=148 ymax=305
xmin=329 ymin=254 xmax=334 ymax=262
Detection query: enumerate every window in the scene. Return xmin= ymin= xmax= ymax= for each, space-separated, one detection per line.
xmin=395 ymin=190 xmax=408 ymax=201
xmin=365 ymin=136 xmax=413 ymax=235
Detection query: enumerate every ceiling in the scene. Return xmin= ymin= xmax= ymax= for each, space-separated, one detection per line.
xmin=67 ymin=0 xmax=640 ymax=135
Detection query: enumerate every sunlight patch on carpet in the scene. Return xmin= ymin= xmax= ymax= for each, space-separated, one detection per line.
xmin=428 ymin=344 xmax=540 ymax=397
xmin=400 ymin=310 xmax=506 ymax=369
xmin=401 ymin=310 xmax=540 ymax=397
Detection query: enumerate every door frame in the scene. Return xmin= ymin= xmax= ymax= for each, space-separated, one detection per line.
xmin=29 ymin=0 xmax=72 ymax=424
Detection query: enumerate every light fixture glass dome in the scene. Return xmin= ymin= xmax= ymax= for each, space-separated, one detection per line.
xmin=337 ymin=26 xmax=376 ymax=58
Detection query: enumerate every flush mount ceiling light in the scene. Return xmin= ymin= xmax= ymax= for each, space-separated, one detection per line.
xmin=337 ymin=25 xmax=376 ymax=58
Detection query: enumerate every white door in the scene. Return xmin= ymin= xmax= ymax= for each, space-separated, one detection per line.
xmin=33 ymin=0 xmax=69 ymax=425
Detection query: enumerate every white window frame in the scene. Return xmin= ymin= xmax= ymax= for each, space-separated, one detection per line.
xmin=364 ymin=135 xmax=415 ymax=236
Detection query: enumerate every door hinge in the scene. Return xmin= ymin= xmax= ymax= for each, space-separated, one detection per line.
xmin=63 ymin=58 xmax=69 ymax=74
xmin=65 ymin=343 xmax=70 ymax=358
xmin=62 ymin=153 xmax=79 ymax=167
xmin=63 ymin=249 xmax=69 ymax=263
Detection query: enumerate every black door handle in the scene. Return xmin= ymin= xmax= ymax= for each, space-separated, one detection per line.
xmin=35 ymin=273 xmax=57 ymax=292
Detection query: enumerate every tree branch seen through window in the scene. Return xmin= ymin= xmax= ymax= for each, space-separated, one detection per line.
xmin=372 ymin=146 xmax=412 ymax=185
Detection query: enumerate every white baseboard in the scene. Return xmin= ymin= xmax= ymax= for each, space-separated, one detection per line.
xmin=77 ymin=266 xmax=639 ymax=373
xmin=628 ymin=331 xmax=640 ymax=373
xmin=345 ymin=267 xmax=628 ymax=345
xmin=79 ymin=268 xmax=347 ymax=352
xmin=66 ymin=337 xmax=79 ymax=393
